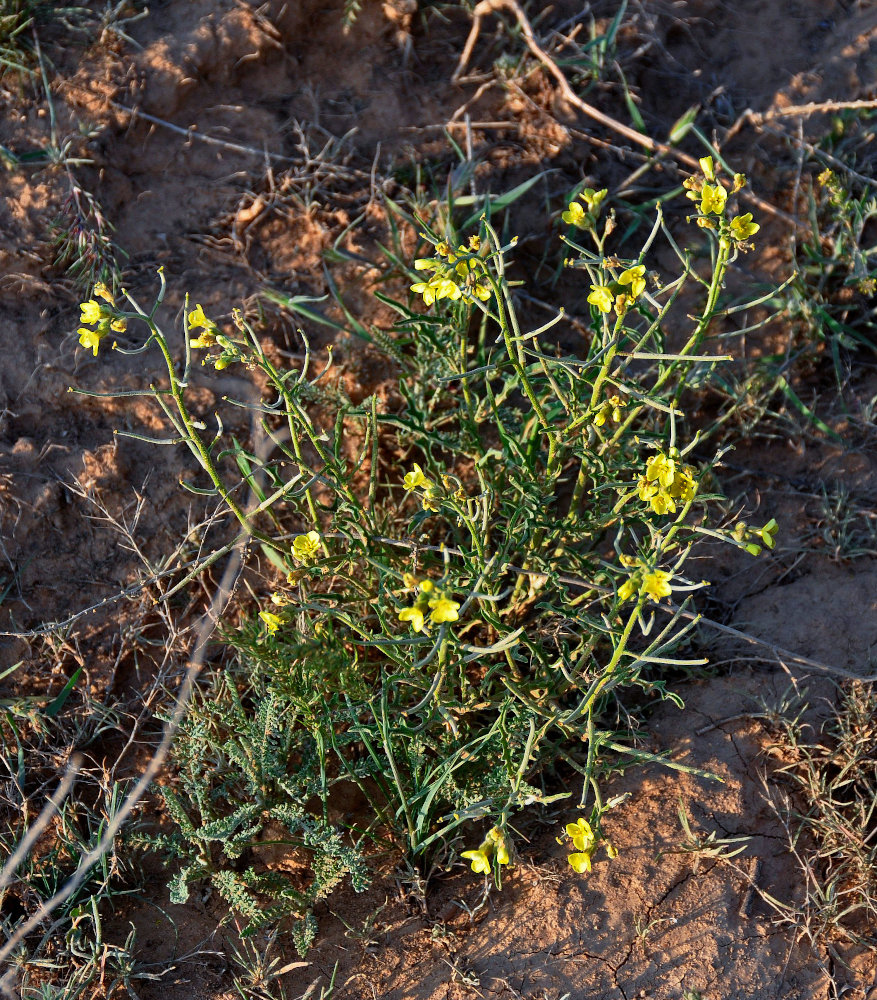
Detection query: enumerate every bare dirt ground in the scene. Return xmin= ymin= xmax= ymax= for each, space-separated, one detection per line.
xmin=2 ymin=1 xmax=877 ymax=997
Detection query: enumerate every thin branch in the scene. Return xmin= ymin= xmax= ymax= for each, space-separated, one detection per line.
xmin=453 ymin=0 xmax=799 ymax=228
xmin=0 ymin=762 xmax=81 ymax=896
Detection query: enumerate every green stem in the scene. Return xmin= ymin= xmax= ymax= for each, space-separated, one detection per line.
xmin=600 ymin=236 xmax=731 ymax=456
xmin=153 ymin=326 xmax=270 ymax=542
xmin=578 ymin=599 xmax=644 ymax=719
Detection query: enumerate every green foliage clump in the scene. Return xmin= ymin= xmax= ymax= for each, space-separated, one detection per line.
xmin=141 ymin=670 xmax=368 ymax=953
xmin=76 ymin=155 xmax=780 ymax=940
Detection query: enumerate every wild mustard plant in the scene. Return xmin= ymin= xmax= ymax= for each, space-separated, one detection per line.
xmin=74 ymin=157 xmax=783 ymax=932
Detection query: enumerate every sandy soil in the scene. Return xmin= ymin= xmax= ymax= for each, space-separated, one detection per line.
xmin=1 ymin=1 xmax=876 ymax=997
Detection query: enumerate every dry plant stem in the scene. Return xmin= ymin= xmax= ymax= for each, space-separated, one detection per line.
xmin=725 ymin=99 xmax=877 ymax=142
xmin=0 ymin=543 xmax=246 ymax=988
xmin=0 ymin=317 xmax=280 ymax=979
xmin=61 ymin=80 xmax=295 ymax=164
xmin=454 ymin=0 xmax=797 ymax=228
xmin=762 ymin=121 xmax=877 ymax=193
xmin=0 ymin=762 xmax=81 ymax=897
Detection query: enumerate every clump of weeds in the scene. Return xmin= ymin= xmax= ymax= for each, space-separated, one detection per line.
xmin=791 ymin=111 xmax=877 ymax=386
xmin=763 ymin=681 xmax=877 ymax=961
xmin=59 ymin=148 xmax=789 ymax=946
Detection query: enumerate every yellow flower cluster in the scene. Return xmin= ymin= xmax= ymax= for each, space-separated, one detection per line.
xmin=593 ymin=394 xmax=625 ymax=428
xmin=588 ymin=264 xmax=647 ymax=316
xmin=462 ymin=827 xmax=511 ymax=874
xmin=564 ymin=817 xmax=617 ymax=874
xmin=403 ymin=462 xmax=442 ymax=513
xmin=187 ymin=303 xmax=219 ymax=349
xmin=410 ymin=236 xmax=491 ymax=306
xmin=188 ymin=303 xmax=235 ymax=370
xmin=683 ymin=155 xmax=760 ymax=245
xmin=397 ymin=575 xmax=460 ymax=633
xmin=561 ymin=186 xmax=607 ymax=231
xmin=637 ymin=451 xmax=697 ymax=515
xmin=259 ymin=610 xmax=283 ymax=635
xmin=617 ymin=556 xmax=674 ymax=603
xmin=78 ymin=283 xmax=126 ymax=356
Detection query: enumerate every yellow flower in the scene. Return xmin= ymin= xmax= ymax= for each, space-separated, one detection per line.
xmin=398 ymin=606 xmax=426 ymax=633
xmin=259 ymin=610 xmax=282 ymax=634
xmin=606 ymin=842 xmax=619 ymax=859
xmin=700 ymin=183 xmax=727 ymax=216
xmin=411 ymin=276 xmax=442 ymax=305
xmin=568 ymin=851 xmax=593 ymax=873
xmin=729 ymin=212 xmax=760 ymax=241
xmin=413 ymin=257 xmax=437 ymax=271
xmin=468 ymin=235 xmax=481 ymax=251
xmin=562 ymin=201 xmax=586 ymax=227
xmin=645 ymin=452 xmax=676 ymax=489
xmin=80 ymin=299 xmax=104 ymax=324
xmin=461 ymin=849 xmax=491 ymax=874
xmin=649 ymin=491 xmax=676 ymax=516
xmin=588 ymin=284 xmax=614 ymax=313
xmin=581 ymin=187 xmax=607 ymax=211
xmin=642 ymin=569 xmax=672 ymax=601
xmin=637 ymin=477 xmax=658 ymax=504
xmin=436 ymin=278 xmax=462 ymax=301
xmin=190 ymin=330 xmax=216 ymax=349
xmin=566 ymin=818 xmax=595 ymax=852
xmin=78 ymin=326 xmax=106 ymax=356
xmin=668 ymin=466 xmax=697 ymax=503
xmin=292 ymin=530 xmax=321 ymax=563
xmin=609 ymin=396 xmax=624 ymax=422
xmin=93 ymin=282 xmax=114 ymax=303
xmin=486 ymin=827 xmax=511 ymax=865
xmin=187 ymin=304 xmax=213 ymax=330
xmin=403 ymin=463 xmax=431 ymax=491
xmin=428 ymin=595 xmax=460 ymax=624
xmin=421 ymin=490 xmax=441 ymax=513
xmin=469 ymin=278 xmax=492 ymax=302
xmin=698 ymin=155 xmax=715 ymax=181
xmin=618 ymin=264 xmax=646 ymax=298
xmin=617 ymin=577 xmax=638 ymax=603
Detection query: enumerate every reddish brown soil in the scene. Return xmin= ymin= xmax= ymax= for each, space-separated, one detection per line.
xmin=2 ymin=1 xmax=877 ymax=997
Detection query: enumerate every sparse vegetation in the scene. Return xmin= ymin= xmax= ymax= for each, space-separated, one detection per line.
xmin=2 ymin=2 xmax=877 ymax=999
xmin=764 ymin=682 xmax=877 ymax=959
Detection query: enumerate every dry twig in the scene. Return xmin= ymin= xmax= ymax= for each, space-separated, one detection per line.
xmin=453 ymin=0 xmax=799 ymax=227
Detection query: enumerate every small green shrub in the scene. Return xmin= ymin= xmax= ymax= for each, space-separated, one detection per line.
xmin=74 ymin=155 xmax=779 ymax=939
